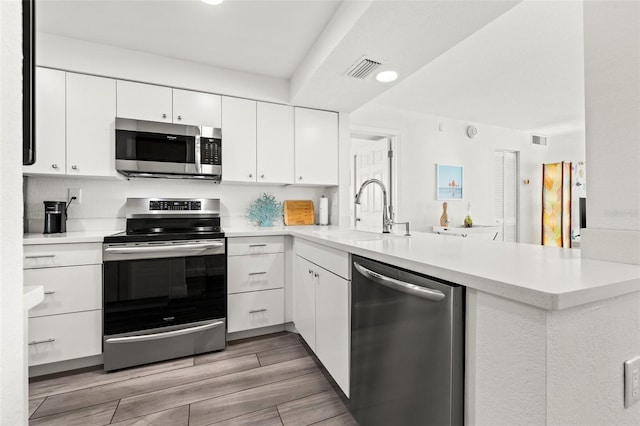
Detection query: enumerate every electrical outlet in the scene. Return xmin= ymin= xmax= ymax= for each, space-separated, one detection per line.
xmin=68 ymin=188 xmax=82 ymax=204
xmin=624 ymin=356 xmax=640 ymax=408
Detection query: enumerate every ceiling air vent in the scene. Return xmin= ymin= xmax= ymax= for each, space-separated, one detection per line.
xmin=531 ymin=134 xmax=547 ymax=146
xmin=344 ymin=56 xmax=382 ymax=80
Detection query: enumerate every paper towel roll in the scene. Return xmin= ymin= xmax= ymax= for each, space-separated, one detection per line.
xmin=319 ymin=196 xmax=329 ymax=225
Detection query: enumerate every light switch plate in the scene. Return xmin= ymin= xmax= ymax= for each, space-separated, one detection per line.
xmin=624 ymin=356 xmax=640 ymax=408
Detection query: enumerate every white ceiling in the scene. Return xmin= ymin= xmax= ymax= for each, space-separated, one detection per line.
xmin=36 ymin=0 xmax=342 ymax=79
xmin=369 ymin=0 xmax=586 ymax=133
xmin=36 ymin=0 xmax=585 ymax=133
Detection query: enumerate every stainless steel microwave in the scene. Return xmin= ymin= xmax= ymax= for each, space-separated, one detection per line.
xmin=115 ymin=118 xmax=222 ymax=181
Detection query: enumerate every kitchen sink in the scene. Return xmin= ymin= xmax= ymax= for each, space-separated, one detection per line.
xmin=312 ymin=229 xmax=405 ymax=242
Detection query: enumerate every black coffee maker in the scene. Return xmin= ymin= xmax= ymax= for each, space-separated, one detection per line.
xmin=43 ymin=201 xmax=68 ymax=234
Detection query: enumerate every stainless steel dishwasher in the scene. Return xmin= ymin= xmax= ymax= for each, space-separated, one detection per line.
xmin=350 ymin=255 xmax=464 ymax=426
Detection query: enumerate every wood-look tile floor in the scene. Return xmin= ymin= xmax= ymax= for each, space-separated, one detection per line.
xmin=29 ymin=332 xmax=358 ymax=426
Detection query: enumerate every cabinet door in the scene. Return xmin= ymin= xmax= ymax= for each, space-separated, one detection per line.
xmin=257 ymin=102 xmax=294 ymax=184
xmin=221 ymin=96 xmax=257 ymax=182
xmin=25 ymin=67 xmax=66 ymax=175
xmin=293 ymin=256 xmax=316 ymax=351
xmin=116 ymin=80 xmax=172 ymax=123
xmin=316 ymin=270 xmax=350 ymax=397
xmin=294 ymin=108 xmax=338 ymax=185
xmin=173 ymin=89 xmax=221 ymax=127
xmin=66 ymin=73 xmax=116 ymax=177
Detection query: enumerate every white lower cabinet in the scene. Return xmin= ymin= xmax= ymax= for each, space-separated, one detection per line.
xmin=227 ymin=289 xmax=285 ymax=333
xmin=227 ymin=237 xmax=285 ymax=333
xmin=293 ymin=239 xmax=350 ymax=396
xmin=28 ymin=310 xmax=102 ymax=366
xmin=23 ymin=243 xmax=103 ymax=368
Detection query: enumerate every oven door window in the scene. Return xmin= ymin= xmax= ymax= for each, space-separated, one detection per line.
xmin=104 ymin=254 xmax=225 ymax=335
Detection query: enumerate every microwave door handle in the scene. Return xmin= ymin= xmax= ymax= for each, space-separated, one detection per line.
xmin=105 ymin=242 xmax=224 ymax=255
xmin=195 ymin=135 xmax=202 ymax=174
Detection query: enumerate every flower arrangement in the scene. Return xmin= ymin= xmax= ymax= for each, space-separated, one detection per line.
xmin=246 ymin=193 xmax=282 ymax=227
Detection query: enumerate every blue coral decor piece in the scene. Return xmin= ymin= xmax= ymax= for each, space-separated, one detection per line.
xmin=246 ymin=193 xmax=283 ymax=227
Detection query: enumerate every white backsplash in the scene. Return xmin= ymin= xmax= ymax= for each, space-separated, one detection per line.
xmin=24 ymin=176 xmax=337 ymax=233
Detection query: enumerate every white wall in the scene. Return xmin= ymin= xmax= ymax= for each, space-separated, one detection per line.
xmin=350 ymin=104 xmax=585 ymax=245
xmin=581 ymin=1 xmax=640 ymax=265
xmin=0 ymin=0 xmax=27 ymax=424
xmin=37 ymin=33 xmax=290 ymax=104
xmin=24 ymin=177 xmax=334 ymax=232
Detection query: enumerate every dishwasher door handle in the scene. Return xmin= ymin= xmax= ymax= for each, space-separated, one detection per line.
xmin=354 ymin=262 xmax=446 ymax=302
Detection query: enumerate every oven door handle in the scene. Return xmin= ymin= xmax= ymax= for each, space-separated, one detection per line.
xmin=104 ymin=242 xmax=224 ymax=255
xmin=105 ymin=320 xmax=224 ymax=344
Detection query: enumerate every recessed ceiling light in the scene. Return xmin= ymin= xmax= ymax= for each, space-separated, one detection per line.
xmin=202 ymin=0 xmax=224 ymax=5
xmin=375 ymin=70 xmax=398 ymax=83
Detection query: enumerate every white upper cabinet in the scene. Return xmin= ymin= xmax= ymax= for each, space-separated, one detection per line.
xmin=66 ymin=73 xmax=116 ymax=177
xmin=116 ymin=81 xmax=172 ymax=123
xmin=173 ymin=89 xmax=221 ymax=128
xmin=257 ymin=102 xmax=294 ymax=184
xmin=294 ymin=108 xmax=339 ymax=186
xmin=25 ymin=67 xmax=66 ymax=175
xmin=221 ymin=96 xmax=257 ymax=183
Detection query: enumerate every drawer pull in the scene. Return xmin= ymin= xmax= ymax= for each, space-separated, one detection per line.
xmin=249 ymin=244 xmax=267 ymax=248
xmin=248 ymin=272 xmax=267 ymax=276
xmin=249 ymin=308 xmax=267 ymax=314
xmin=29 ymin=338 xmax=55 ymax=346
xmin=44 ymin=291 xmax=56 ymax=295
xmin=25 ymin=254 xmax=56 ymax=259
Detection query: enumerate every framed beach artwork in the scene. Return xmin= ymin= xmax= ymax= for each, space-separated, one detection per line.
xmin=437 ymin=164 xmax=464 ymax=200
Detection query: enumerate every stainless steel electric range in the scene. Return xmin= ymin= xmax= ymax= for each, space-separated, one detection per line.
xmin=102 ymin=198 xmax=226 ymax=371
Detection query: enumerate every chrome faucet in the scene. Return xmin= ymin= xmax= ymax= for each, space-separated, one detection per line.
xmin=355 ymin=179 xmax=393 ymax=233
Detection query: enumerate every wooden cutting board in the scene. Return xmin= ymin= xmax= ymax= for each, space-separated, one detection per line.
xmin=283 ymin=200 xmax=315 ymax=225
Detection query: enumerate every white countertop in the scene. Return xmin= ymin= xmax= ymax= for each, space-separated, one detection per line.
xmin=24 ymin=226 xmax=640 ymax=311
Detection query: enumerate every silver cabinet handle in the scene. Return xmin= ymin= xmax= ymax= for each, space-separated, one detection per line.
xmin=249 ymin=308 xmax=267 ymax=314
xmin=51 ymin=164 xmax=58 ymax=169
xmin=353 ymin=262 xmax=445 ymax=302
xmin=314 ymin=272 xmax=319 ymax=278
xmin=248 ymin=272 xmax=267 ymax=276
xmin=261 ymin=174 xmax=265 ymax=179
xmin=71 ymin=165 xmax=78 ymax=170
xmin=25 ymin=254 xmax=56 ymax=259
xmin=105 ymin=242 xmax=223 ymax=254
xmin=249 ymin=244 xmax=267 ymax=248
xmin=29 ymin=338 xmax=55 ymax=345
xmin=249 ymin=173 xmax=253 ymax=178
xmin=177 ymin=115 xmax=182 ymax=120
xmin=162 ymin=113 xmax=167 ymax=119
xmin=299 ymin=176 xmax=303 ymax=180
xmin=44 ymin=291 xmax=56 ymax=295
xmin=105 ymin=320 xmax=223 ymax=344
xmin=308 ymin=269 xmax=313 ymax=274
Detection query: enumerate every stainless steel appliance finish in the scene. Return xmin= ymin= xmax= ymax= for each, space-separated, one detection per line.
xmin=350 ymin=255 xmax=464 ymax=426
xmin=115 ymin=118 xmax=222 ymax=181
xmin=102 ymin=198 xmax=226 ymax=371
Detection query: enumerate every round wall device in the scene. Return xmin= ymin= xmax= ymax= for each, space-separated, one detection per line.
xmin=467 ymin=125 xmax=478 ymax=138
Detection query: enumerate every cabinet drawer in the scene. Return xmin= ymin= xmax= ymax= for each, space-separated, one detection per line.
xmin=227 ymin=236 xmax=285 ymax=256
xmin=25 ymin=265 xmax=102 ymax=318
xmin=227 ymin=289 xmax=284 ymax=333
xmin=28 ymin=310 xmax=102 ymax=366
xmin=24 ymin=243 xmax=102 ymax=269
xmin=295 ymin=239 xmax=349 ymax=280
xmin=228 ymin=253 xmax=284 ymax=294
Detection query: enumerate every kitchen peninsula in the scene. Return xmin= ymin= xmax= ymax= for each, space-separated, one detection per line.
xmin=24 ymin=225 xmax=640 ymax=425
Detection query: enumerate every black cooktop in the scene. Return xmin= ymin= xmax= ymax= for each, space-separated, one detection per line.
xmin=103 ymin=216 xmax=224 ymax=244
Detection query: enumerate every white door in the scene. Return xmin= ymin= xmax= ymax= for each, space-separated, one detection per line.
xmin=221 ymin=96 xmax=257 ymax=182
xmin=294 ymin=108 xmax=338 ymax=185
xmin=352 ymin=138 xmax=390 ymax=229
xmin=172 ymin=89 xmax=221 ymax=127
xmin=116 ymin=80 xmax=172 ymax=123
xmin=66 ymin=73 xmax=116 ymax=177
xmin=257 ymin=102 xmax=294 ymax=184
xmin=494 ymin=151 xmax=518 ymax=242
xmin=315 ymin=269 xmax=350 ymax=397
xmin=25 ymin=67 xmax=66 ymax=175
xmin=293 ymin=256 xmax=316 ymax=351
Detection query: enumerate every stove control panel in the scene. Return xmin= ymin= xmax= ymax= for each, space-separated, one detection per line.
xmin=149 ymin=200 xmax=202 ymax=211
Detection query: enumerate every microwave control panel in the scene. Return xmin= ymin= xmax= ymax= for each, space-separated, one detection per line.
xmin=200 ymin=138 xmax=221 ymax=165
